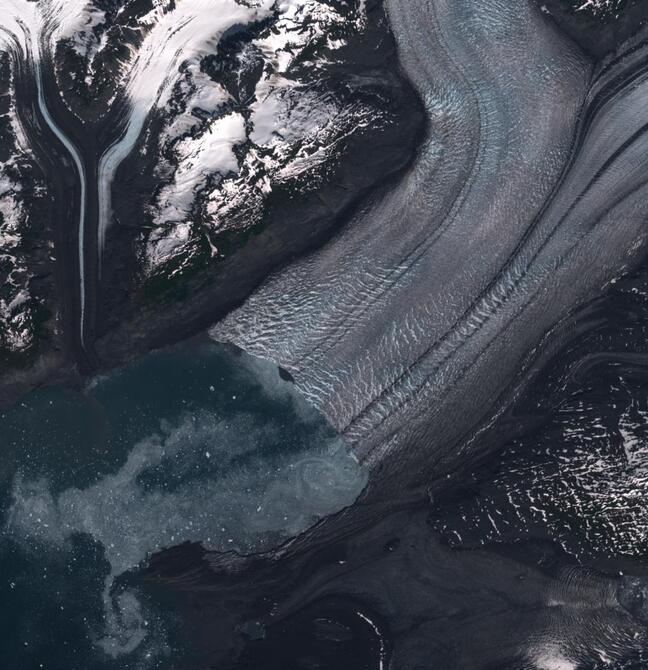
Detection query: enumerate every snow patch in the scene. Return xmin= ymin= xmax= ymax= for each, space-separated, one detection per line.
xmin=97 ymin=0 xmax=273 ymax=255
xmin=576 ymin=0 xmax=621 ymax=15
xmin=156 ymin=112 xmax=246 ymax=224
xmin=532 ymin=646 xmax=578 ymax=670
xmin=146 ymin=0 xmax=373 ymax=272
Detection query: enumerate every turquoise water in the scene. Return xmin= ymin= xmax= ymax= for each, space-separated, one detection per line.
xmin=0 ymin=337 xmax=366 ymax=669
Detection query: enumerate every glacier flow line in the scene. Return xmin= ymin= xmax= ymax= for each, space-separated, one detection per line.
xmin=31 ymin=35 xmax=88 ymax=351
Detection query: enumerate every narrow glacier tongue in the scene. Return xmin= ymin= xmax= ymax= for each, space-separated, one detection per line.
xmin=2 ymin=339 xmax=366 ymax=663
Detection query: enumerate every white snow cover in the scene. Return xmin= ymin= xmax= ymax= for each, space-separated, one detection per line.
xmin=250 ymin=88 xmax=337 ymax=146
xmin=0 ymin=0 xmax=105 ymax=55
xmin=0 ymin=0 xmax=92 ymax=347
xmin=577 ymin=0 xmax=620 ymax=14
xmin=0 ymin=16 xmax=44 ymax=353
xmin=148 ymin=112 xmax=247 ymax=265
xmin=159 ymin=114 xmax=246 ymax=220
xmin=45 ymin=0 xmax=107 ymax=56
xmin=146 ymin=0 xmax=372 ymax=272
xmin=0 ymin=108 xmax=41 ymax=353
xmin=0 ymin=165 xmax=33 ymax=353
xmin=531 ymin=646 xmax=578 ymax=670
xmin=0 ymin=0 xmax=37 ymax=54
xmin=246 ymin=0 xmax=363 ymax=154
xmin=161 ymin=60 xmax=231 ymax=144
xmin=0 ymin=0 xmax=373 ymax=330
xmin=97 ymin=0 xmax=274 ymax=256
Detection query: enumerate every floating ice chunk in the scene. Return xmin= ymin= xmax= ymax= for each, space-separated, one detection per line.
xmin=6 ymin=403 xmax=366 ymax=656
xmin=7 ymin=410 xmax=366 ymax=568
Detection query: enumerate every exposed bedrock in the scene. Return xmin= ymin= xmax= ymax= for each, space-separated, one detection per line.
xmin=211 ymin=0 xmax=648 ymax=497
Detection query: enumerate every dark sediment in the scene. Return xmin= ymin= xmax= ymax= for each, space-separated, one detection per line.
xmin=138 ymin=501 xmax=648 ymax=669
